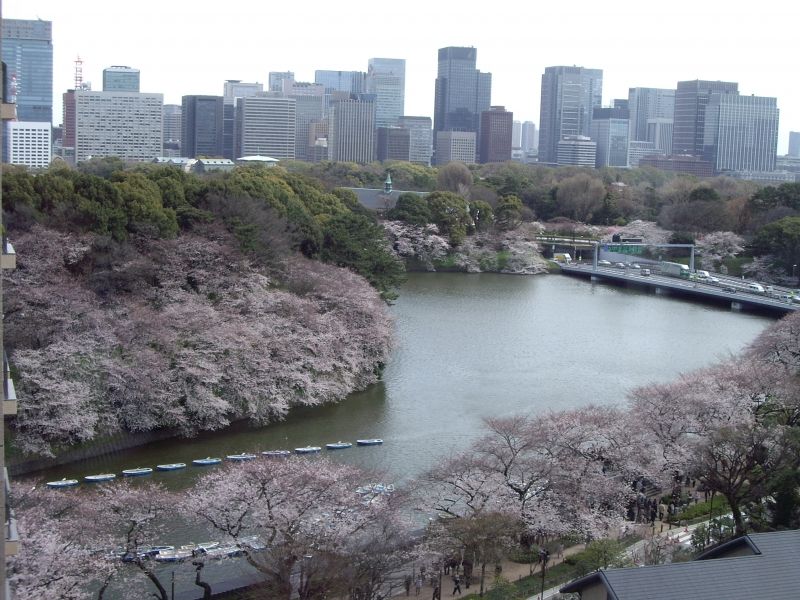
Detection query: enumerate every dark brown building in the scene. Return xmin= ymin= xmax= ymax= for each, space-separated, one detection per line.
xmin=479 ymin=105 xmax=512 ymax=164
xmin=377 ymin=126 xmax=410 ymax=162
xmin=638 ymin=154 xmax=715 ymax=177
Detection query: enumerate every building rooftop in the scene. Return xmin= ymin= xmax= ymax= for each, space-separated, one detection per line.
xmin=560 ymin=530 xmax=800 ymax=600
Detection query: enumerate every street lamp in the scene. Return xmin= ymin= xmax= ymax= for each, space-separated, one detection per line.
xmin=793 ymin=264 xmax=798 ymax=287
xmin=539 ymin=548 xmax=550 ymax=599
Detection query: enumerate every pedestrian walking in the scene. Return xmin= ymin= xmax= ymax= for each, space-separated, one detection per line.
xmin=452 ymin=575 xmax=462 ymax=596
xmin=415 ymin=576 xmax=422 ymax=596
xmin=405 ymin=575 xmax=412 ymax=596
xmin=432 ymin=584 xmax=441 ymax=600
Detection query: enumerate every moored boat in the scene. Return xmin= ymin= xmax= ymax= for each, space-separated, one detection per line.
xmin=226 ymin=453 xmax=257 ymax=461
xmin=85 ymin=473 xmax=116 ymax=483
xmin=356 ymin=438 xmax=383 ymax=446
xmin=154 ymin=548 xmax=193 ymax=562
xmin=261 ymin=450 xmax=291 ymax=457
xmin=326 ymin=441 xmax=353 ymax=450
xmin=294 ymin=446 xmax=322 ymax=454
xmin=122 ymin=467 xmax=153 ymax=477
xmin=46 ymin=478 xmax=79 ymax=489
xmin=192 ymin=457 xmax=222 ymax=466
xmin=156 ymin=463 xmax=187 ymax=471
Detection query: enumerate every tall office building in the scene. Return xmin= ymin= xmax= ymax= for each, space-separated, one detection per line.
xmin=398 ymin=115 xmax=433 ymax=165
xmin=268 ymin=71 xmax=294 ymax=92
xmin=328 ymin=94 xmax=376 ymax=163
xmin=291 ymin=93 xmax=324 ymax=161
xmin=538 ymin=66 xmax=602 ymax=164
xmin=627 ymin=87 xmax=674 ymax=142
xmin=512 ymin=121 xmax=522 ymax=149
xmin=162 ymin=104 xmax=181 ymax=156
xmin=71 ymin=91 xmax=163 ymax=163
xmin=435 ymin=131 xmax=476 ymax=165
xmin=647 ymin=118 xmax=673 ymax=155
xmin=102 ymin=66 xmax=140 ymax=92
xmin=366 ymin=58 xmax=405 ymax=128
xmin=591 ymin=106 xmax=629 ymax=168
xmin=788 ymin=132 xmax=800 ymax=157
xmin=234 ymin=94 xmax=296 ymax=159
xmin=222 ymin=80 xmax=263 ymax=159
xmin=672 ymin=79 xmax=738 ymax=157
xmin=556 ymin=135 xmax=596 ymax=167
xmin=181 ymin=95 xmax=224 ymax=158
xmin=702 ymin=93 xmax=779 ymax=173
xmin=1 ymin=18 xmax=52 ymax=123
xmin=479 ymin=106 xmax=513 ymax=164
xmin=315 ymin=70 xmax=366 ymax=94
xmin=5 ymin=121 xmax=51 ymax=169
xmin=377 ymin=127 xmax=410 ymax=162
xmin=521 ymin=121 xmax=537 ymax=153
xmin=433 ymin=47 xmax=492 ymax=150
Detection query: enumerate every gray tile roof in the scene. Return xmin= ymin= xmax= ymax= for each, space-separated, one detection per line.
xmin=345 ymin=187 xmax=427 ymax=211
xmin=561 ymin=530 xmax=800 ymax=599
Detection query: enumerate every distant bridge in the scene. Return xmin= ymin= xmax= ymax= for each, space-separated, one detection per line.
xmin=560 ymin=263 xmax=797 ymax=316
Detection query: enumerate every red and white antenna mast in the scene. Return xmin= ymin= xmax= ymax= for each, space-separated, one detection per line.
xmin=74 ymin=55 xmax=84 ymax=89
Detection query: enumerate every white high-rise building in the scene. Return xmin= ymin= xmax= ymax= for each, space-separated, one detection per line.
xmin=5 ymin=121 xmax=51 ymax=169
xmin=521 ymin=121 xmax=537 ymax=153
xmin=235 ymin=94 xmax=296 ymax=160
xmin=398 ymin=116 xmax=433 ymax=166
xmin=328 ymin=94 xmax=376 ymax=163
xmin=435 ymin=130 xmax=476 ymax=165
xmin=512 ymin=121 xmax=522 ymax=149
xmin=73 ymin=91 xmax=162 ymax=163
xmin=366 ymin=58 xmax=405 ymax=128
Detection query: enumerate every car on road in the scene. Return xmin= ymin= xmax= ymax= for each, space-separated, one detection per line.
xmin=707 ymin=276 xmax=720 ymax=283
xmin=614 ymin=262 xmax=626 ymax=268
xmin=641 ymin=268 xmax=651 ymax=276
xmin=598 ymin=260 xmax=611 ymax=266
xmin=630 ymin=263 xmax=641 ymax=269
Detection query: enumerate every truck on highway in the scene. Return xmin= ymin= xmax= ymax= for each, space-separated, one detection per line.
xmin=659 ymin=261 xmax=690 ymax=279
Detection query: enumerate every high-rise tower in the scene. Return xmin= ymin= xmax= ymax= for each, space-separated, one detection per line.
xmin=1 ymin=18 xmax=52 ymax=123
xmin=538 ymin=66 xmax=602 ymax=164
xmin=366 ymin=58 xmax=405 ymax=128
xmin=433 ymin=46 xmax=491 ymax=160
xmin=672 ymin=79 xmax=738 ymax=157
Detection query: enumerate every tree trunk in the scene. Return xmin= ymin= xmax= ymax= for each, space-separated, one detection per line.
xmin=137 ymin=562 xmax=168 ymax=600
xmin=729 ymin=497 xmax=746 ymax=537
xmin=193 ymin=561 xmax=212 ymax=600
xmin=479 ymin=562 xmax=486 ymax=596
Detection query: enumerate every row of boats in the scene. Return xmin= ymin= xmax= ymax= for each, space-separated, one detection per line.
xmin=115 ymin=536 xmax=267 ymax=563
xmin=46 ymin=438 xmax=384 ymax=489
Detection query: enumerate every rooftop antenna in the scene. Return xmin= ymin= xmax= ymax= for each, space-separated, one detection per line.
xmin=74 ymin=55 xmax=83 ymax=89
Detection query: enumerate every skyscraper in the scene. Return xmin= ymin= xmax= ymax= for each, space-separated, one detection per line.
xmin=433 ymin=47 xmax=491 ymax=152
xmin=591 ymin=106 xmax=629 ymax=168
xmin=1 ymin=18 xmax=52 ymax=122
xmin=162 ymin=104 xmax=181 ymax=156
xmin=102 ymin=66 xmax=140 ymax=92
xmin=366 ymin=58 xmax=405 ymax=128
xmin=290 ymin=93 xmax=324 ymax=161
xmin=234 ymin=94 xmax=296 ymax=159
xmin=479 ymin=106 xmax=513 ymax=164
xmin=72 ymin=91 xmax=163 ymax=163
xmin=268 ymin=71 xmax=295 ymax=92
xmin=181 ymin=95 xmax=224 ymax=158
xmin=314 ymin=70 xmax=366 ymax=94
xmin=435 ymin=131 xmax=476 ymax=165
xmin=328 ymin=94 xmax=376 ymax=163
xmin=538 ymin=66 xmax=602 ymax=164
xmin=672 ymin=79 xmax=738 ymax=157
xmin=702 ymin=93 xmax=779 ymax=173
xmin=377 ymin=127 xmax=410 ymax=162
xmin=397 ymin=116 xmax=433 ymax=166
xmin=521 ymin=121 xmax=537 ymax=153
xmin=627 ymin=87 xmax=674 ymax=142
xmin=788 ymin=132 xmax=800 ymax=157
xmin=222 ymin=80 xmax=263 ymax=159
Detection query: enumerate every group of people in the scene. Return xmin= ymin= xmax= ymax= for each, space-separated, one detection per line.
xmin=403 ymin=561 xmax=475 ymax=598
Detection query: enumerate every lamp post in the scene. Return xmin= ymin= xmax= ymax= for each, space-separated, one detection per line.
xmin=539 ymin=548 xmax=549 ymax=599
xmin=793 ymin=264 xmax=798 ymax=287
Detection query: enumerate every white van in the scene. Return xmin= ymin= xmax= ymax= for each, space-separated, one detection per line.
xmin=696 ymin=270 xmax=710 ymax=279
xmin=747 ymin=283 xmax=765 ymax=294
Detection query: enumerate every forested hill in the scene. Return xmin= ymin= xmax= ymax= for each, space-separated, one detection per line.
xmin=2 ymin=162 xmax=399 ymax=457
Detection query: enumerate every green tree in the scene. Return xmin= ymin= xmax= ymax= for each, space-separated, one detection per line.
xmin=113 ymin=173 xmax=179 ymax=237
xmin=753 ymin=216 xmax=800 ymax=270
xmin=386 ymin=193 xmax=431 ymax=226
xmin=469 ymin=200 xmax=494 ymax=232
xmin=426 ymin=191 xmax=472 ymax=246
xmin=494 ymin=195 xmax=523 ymax=231
xmin=320 ymin=212 xmax=405 ymax=301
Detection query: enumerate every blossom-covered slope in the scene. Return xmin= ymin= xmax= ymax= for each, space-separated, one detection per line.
xmin=5 ymin=225 xmax=393 ymax=456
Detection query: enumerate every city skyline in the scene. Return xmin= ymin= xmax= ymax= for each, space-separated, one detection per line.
xmin=5 ymin=0 xmax=799 ymax=154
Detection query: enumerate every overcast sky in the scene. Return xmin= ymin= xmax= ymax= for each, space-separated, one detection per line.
xmin=8 ymin=0 xmax=799 ymax=153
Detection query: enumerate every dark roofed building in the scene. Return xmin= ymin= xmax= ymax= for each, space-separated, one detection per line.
xmin=560 ymin=530 xmax=800 ymax=600
xmin=345 ymin=172 xmax=428 ymax=212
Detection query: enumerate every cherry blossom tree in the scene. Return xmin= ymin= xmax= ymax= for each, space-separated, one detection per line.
xmin=183 ymin=457 xmax=395 ymax=600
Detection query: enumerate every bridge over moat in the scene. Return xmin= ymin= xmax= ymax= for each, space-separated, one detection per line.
xmin=560 ymin=263 xmax=797 ymax=316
